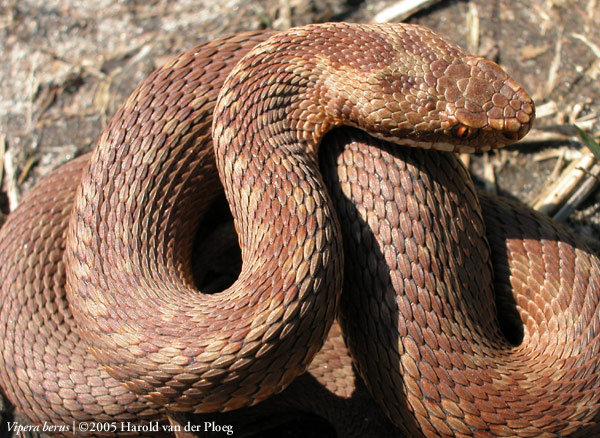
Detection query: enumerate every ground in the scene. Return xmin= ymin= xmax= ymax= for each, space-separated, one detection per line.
xmin=0 ymin=0 xmax=599 ymax=437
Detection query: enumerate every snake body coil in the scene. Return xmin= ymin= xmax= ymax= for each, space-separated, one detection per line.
xmin=0 ymin=22 xmax=598 ymax=437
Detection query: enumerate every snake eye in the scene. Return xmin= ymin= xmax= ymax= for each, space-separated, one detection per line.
xmin=452 ymin=124 xmax=477 ymax=140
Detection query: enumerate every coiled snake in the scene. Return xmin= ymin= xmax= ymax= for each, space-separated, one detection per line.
xmin=0 ymin=22 xmax=599 ymax=437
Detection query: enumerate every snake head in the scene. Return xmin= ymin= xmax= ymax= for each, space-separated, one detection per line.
xmin=323 ymin=23 xmax=536 ymax=153
xmin=433 ymin=56 xmax=535 ymax=152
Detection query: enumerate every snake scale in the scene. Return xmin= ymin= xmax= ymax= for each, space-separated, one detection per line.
xmin=1 ymin=21 xmax=599 ymax=437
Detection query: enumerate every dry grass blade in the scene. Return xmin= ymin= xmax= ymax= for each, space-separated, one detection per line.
xmin=570 ymin=33 xmax=600 ymax=59
xmin=545 ymin=27 xmax=563 ymax=97
xmin=372 ymin=0 xmax=444 ymax=23
xmin=547 ymin=149 xmax=566 ymax=182
xmin=17 ymin=156 xmax=37 ymax=186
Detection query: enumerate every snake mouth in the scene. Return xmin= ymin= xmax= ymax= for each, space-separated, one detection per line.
xmin=502 ymin=131 xmax=519 ymax=142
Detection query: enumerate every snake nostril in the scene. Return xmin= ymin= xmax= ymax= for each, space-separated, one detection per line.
xmin=502 ymin=131 xmax=518 ymax=141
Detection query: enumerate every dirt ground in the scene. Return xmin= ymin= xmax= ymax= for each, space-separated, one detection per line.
xmin=0 ymin=0 xmax=599 ymax=437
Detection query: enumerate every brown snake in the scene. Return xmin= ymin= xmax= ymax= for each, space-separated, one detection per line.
xmin=1 ymin=21 xmax=599 ymax=437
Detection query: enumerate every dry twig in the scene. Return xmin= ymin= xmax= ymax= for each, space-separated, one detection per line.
xmin=532 ymin=152 xmax=598 ymax=217
xmin=466 ymin=3 xmax=479 ymax=54
xmin=3 ymin=148 xmax=19 ymax=211
xmin=545 ymin=27 xmax=563 ymax=97
xmin=553 ymin=161 xmax=600 ymax=222
xmin=373 ymin=0 xmax=444 ymax=23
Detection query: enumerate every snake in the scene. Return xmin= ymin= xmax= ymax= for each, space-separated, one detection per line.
xmin=0 ymin=21 xmax=599 ymax=437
